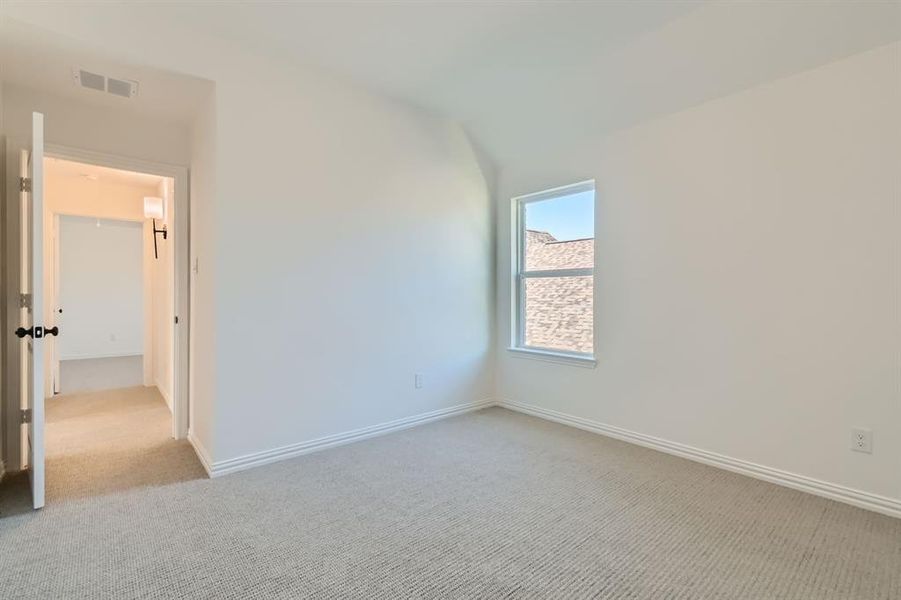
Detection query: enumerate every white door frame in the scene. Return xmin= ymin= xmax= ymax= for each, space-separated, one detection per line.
xmin=44 ymin=144 xmax=191 ymax=439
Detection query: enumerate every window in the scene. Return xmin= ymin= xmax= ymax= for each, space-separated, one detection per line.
xmin=511 ymin=181 xmax=595 ymax=363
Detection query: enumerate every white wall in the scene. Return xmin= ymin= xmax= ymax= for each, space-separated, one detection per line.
xmin=1 ymin=84 xmax=190 ymax=166
xmin=211 ymin=61 xmax=493 ymax=462
xmin=496 ymin=43 xmax=901 ymax=503
xmin=151 ymin=178 xmax=175 ymax=408
xmin=188 ymin=89 xmax=217 ymax=458
xmin=58 ymin=216 xmax=143 ymax=359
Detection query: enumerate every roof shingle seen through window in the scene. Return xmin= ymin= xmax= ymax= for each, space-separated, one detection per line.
xmin=525 ymin=230 xmax=593 ymax=271
xmin=523 ymin=230 xmax=594 ymax=354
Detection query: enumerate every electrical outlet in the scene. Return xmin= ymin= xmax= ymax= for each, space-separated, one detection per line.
xmin=851 ymin=428 xmax=872 ymax=454
xmin=414 ymin=373 xmax=423 ymax=389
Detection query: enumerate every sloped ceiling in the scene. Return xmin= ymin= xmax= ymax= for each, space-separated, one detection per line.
xmin=2 ymin=1 xmax=899 ymax=165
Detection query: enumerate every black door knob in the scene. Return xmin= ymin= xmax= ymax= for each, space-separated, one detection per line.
xmin=15 ymin=326 xmax=58 ymax=338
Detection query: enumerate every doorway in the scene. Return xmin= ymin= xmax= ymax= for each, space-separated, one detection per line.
xmin=2 ymin=109 xmax=198 ymax=510
xmin=42 ymin=147 xmax=190 ymax=443
xmin=36 ymin=150 xmax=196 ymax=502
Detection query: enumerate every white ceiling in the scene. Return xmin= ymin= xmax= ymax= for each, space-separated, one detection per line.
xmin=2 ymin=1 xmax=900 ymax=164
xmin=161 ymin=0 xmax=901 ymax=163
xmin=166 ymin=1 xmax=703 ymax=105
xmin=46 ymin=157 xmax=166 ymax=190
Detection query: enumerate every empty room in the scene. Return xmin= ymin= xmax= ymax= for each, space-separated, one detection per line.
xmin=0 ymin=2 xmax=898 ymax=599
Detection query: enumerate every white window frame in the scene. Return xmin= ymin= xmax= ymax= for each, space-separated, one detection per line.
xmin=509 ymin=180 xmax=597 ymax=367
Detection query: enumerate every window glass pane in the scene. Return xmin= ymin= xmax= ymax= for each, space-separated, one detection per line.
xmin=524 ymin=190 xmax=594 ymax=271
xmin=524 ymin=275 xmax=593 ymax=354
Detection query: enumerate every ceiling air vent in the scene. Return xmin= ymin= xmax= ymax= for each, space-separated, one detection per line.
xmin=77 ymin=69 xmax=105 ymax=92
xmin=106 ymin=77 xmax=137 ymax=98
xmin=73 ymin=67 xmax=139 ymax=99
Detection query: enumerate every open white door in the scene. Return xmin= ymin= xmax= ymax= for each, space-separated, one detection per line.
xmin=17 ymin=112 xmax=46 ymax=509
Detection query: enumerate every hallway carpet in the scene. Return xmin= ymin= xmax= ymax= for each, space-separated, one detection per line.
xmin=43 ymin=386 xmax=205 ymax=501
xmin=0 ymin=405 xmax=898 ymax=598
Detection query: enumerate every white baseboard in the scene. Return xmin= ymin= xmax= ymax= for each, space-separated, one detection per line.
xmin=60 ymin=352 xmax=143 ymax=361
xmin=208 ymin=399 xmax=496 ymax=478
xmin=499 ymin=399 xmax=901 ymax=519
xmin=187 ymin=431 xmax=214 ymax=478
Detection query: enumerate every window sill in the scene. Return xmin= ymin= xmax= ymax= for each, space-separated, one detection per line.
xmin=506 ymin=347 xmax=597 ymax=368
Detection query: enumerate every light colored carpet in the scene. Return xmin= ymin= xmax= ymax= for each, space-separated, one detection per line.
xmin=59 ymin=355 xmax=145 ymax=394
xmin=43 ymin=385 xmax=205 ymax=500
xmin=1 ymin=405 xmax=899 ymax=598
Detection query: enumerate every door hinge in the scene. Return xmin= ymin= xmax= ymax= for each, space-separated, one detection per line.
xmin=19 ymin=293 xmax=32 ymax=309
xmin=19 ymin=177 xmax=32 ymax=193
xmin=21 ymin=408 xmax=32 ymax=424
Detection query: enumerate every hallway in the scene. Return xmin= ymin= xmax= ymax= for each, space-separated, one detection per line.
xmin=1 ymin=386 xmax=204 ymax=514
xmin=46 ymin=386 xmax=204 ymax=502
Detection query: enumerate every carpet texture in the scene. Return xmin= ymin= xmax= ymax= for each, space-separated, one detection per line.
xmin=1 ymin=398 xmax=899 ymax=599
xmin=43 ymin=386 xmax=205 ymax=500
